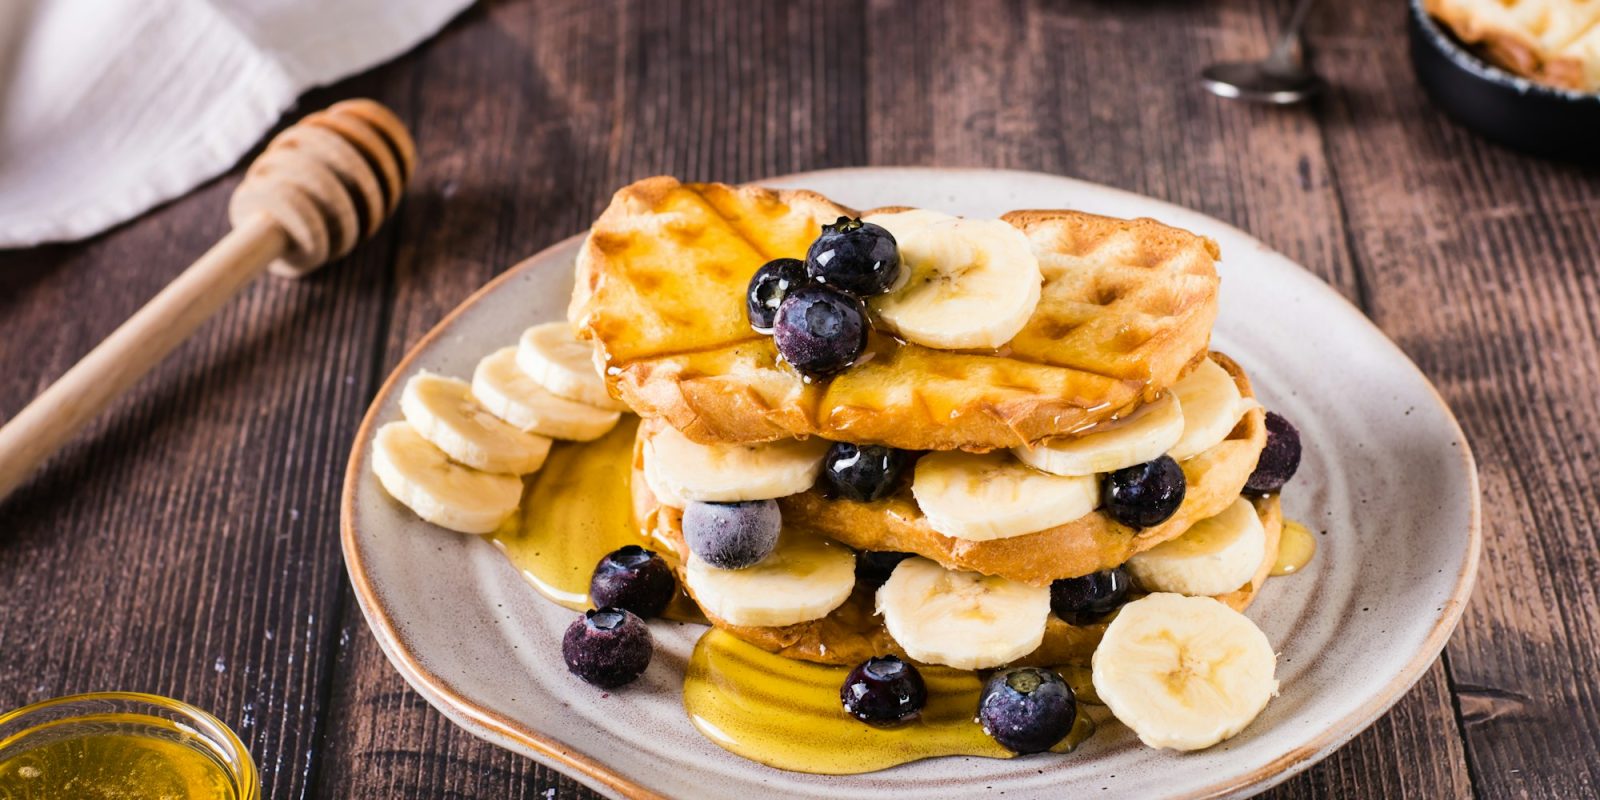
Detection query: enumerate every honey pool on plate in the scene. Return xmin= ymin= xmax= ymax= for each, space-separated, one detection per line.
xmin=491 ymin=414 xmax=1315 ymax=774
xmin=684 ymin=629 xmax=1095 ymax=774
xmin=492 ymin=416 xmax=702 ymax=622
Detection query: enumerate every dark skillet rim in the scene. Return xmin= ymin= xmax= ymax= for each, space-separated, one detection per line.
xmin=1408 ymin=0 xmax=1600 ymax=104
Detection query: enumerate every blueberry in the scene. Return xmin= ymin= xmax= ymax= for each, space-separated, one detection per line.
xmin=746 ymin=258 xmax=809 ymax=334
xmin=590 ymin=545 xmax=676 ymax=619
xmin=562 ymin=607 xmax=652 ymax=689
xmin=977 ymin=667 xmax=1077 ymax=754
xmin=681 ymin=500 xmax=781 ymax=569
xmin=1050 ymin=567 xmax=1132 ymax=625
xmin=840 ymin=655 xmax=927 ymax=725
xmin=806 ymin=217 xmax=902 ymax=296
xmin=822 ymin=442 xmax=911 ymax=502
xmin=855 ymin=551 xmax=914 ymax=586
xmin=1103 ymin=455 xmax=1186 ymax=528
xmin=1245 ymin=411 xmax=1302 ymax=494
xmin=773 ymin=285 xmax=868 ymax=378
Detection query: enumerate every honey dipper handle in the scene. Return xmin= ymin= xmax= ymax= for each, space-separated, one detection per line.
xmin=0 ymin=214 xmax=287 ymax=503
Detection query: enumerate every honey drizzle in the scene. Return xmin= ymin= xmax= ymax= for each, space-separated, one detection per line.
xmin=492 ymin=422 xmax=1104 ymax=774
xmin=492 ymin=416 xmax=700 ymax=621
xmin=684 ymin=630 xmax=1096 ymax=775
xmin=1271 ymin=519 xmax=1317 ymax=576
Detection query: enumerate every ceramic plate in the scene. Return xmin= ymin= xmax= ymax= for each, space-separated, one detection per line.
xmin=342 ymin=168 xmax=1480 ymax=800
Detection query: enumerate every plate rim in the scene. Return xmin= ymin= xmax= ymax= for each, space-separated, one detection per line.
xmin=340 ymin=166 xmax=1481 ymax=800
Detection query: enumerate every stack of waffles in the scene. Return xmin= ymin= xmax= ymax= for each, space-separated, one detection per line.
xmin=572 ymin=176 xmax=1288 ymax=751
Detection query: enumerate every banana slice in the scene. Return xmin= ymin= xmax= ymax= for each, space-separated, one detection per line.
xmin=370 ymin=421 xmax=523 ymax=534
xmin=876 ymin=557 xmax=1050 ymax=670
xmin=869 ymin=217 xmax=1042 ymax=350
xmin=1012 ymin=393 xmax=1185 ymax=477
xmin=863 ymin=209 xmax=957 ymax=291
xmin=643 ymin=424 xmax=827 ymax=503
xmin=686 ymin=529 xmax=856 ymax=627
xmin=641 ymin=441 xmax=689 ymax=508
xmin=516 ymin=322 xmax=627 ymax=411
xmin=1126 ymin=498 xmax=1266 ymax=596
xmin=401 ymin=372 xmax=552 ymax=474
xmin=472 ymin=347 xmax=622 ymax=441
xmin=1167 ymin=358 xmax=1251 ymax=461
xmin=864 ymin=209 xmax=957 ymax=240
xmin=1092 ymin=593 xmax=1279 ymax=751
xmin=912 ymin=451 xmax=1099 ymax=541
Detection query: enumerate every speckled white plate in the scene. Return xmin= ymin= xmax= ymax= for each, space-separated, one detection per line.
xmin=341 ymin=168 xmax=1480 ymax=800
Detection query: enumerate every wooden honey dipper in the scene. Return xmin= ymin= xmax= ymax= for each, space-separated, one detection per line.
xmin=0 ymin=99 xmax=416 ymax=503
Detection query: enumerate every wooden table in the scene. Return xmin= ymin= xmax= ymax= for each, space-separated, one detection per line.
xmin=2 ymin=1 xmax=1594 ymax=797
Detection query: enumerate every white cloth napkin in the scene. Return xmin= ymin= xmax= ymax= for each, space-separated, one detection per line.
xmin=0 ymin=0 xmax=472 ymax=248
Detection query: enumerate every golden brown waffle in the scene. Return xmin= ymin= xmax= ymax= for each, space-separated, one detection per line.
xmin=777 ymin=353 xmax=1264 ymax=585
xmin=571 ymin=177 xmax=1221 ymax=452
xmin=637 ymin=352 xmax=1265 ymax=588
xmin=1427 ymin=0 xmax=1600 ymax=91
xmin=636 ymin=464 xmax=1281 ymax=667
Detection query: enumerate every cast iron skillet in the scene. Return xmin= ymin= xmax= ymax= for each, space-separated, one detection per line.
xmin=1409 ymin=0 xmax=1600 ymax=163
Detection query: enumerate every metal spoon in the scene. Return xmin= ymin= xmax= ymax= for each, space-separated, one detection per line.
xmin=1202 ymin=0 xmax=1325 ymax=104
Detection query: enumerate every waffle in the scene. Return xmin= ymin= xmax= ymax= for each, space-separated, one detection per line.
xmin=1427 ymin=0 xmax=1600 ymax=91
xmin=781 ymin=353 xmax=1264 ymax=585
xmin=571 ymin=176 xmax=1221 ymax=452
xmin=638 ymin=352 xmax=1264 ymax=588
xmin=636 ymin=462 xmax=1282 ymax=667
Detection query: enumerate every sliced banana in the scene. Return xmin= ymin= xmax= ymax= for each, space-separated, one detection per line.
xmin=472 ymin=347 xmax=622 ymax=441
xmin=642 ymin=424 xmax=827 ymax=503
xmin=869 ymin=217 xmax=1042 ymax=350
xmin=401 ymin=372 xmax=552 ymax=474
xmin=863 ymin=208 xmax=954 ymax=292
xmin=1167 ymin=358 xmax=1251 ymax=461
xmin=641 ymin=441 xmax=689 ymax=508
xmin=370 ymin=421 xmax=523 ymax=534
xmin=876 ymin=557 xmax=1050 ymax=670
xmin=1012 ymin=393 xmax=1185 ymax=477
xmin=516 ymin=322 xmax=627 ymax=411
xmin=912 ymin=451 xmax=1099 ymax=541
xmin=1092 ymin=593 xmax=1279 ymax=751
xmin=1126 ymin=497 xmax=1266 ymax=597
xmin=686 ymin=529 xmax=856 ymax=627
xmin=864 ymin=209 xmax=957 ymax=241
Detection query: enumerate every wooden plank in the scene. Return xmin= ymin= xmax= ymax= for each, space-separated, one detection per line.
xmin=1312 ymin=2 xmax=1600 ymax=798
xmin=0 ymin=68 xmax=406 ymax=800
xmin=314 ymin=1 xmax=629 ymax=794
xmin=865 ymin=0 xmax=1363 ymax=300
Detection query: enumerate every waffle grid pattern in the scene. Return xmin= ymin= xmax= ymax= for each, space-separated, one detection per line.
xmin=573 ymin=178 xmax=1221 ymax=451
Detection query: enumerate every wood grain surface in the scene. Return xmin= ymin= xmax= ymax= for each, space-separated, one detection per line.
xmin=0 ymin=0 xmax=1593 ymax=797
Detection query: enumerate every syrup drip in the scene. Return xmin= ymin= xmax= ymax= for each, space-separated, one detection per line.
xmin=1270 ymin=519 xmax=1316 ymax=576
xmin=684 ymin=630 xmax=1096 ymax=774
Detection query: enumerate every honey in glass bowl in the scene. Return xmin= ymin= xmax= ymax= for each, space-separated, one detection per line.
xmin=0 ymin=692 xmax=257 ymax=800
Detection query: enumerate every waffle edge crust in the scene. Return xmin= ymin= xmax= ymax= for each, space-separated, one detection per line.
xmin=571 ymin=176 xmax=1222 ymax=452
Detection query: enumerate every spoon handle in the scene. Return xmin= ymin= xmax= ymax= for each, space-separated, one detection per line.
xmin=1266 ymin=0 xmax=1317 ymax=69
